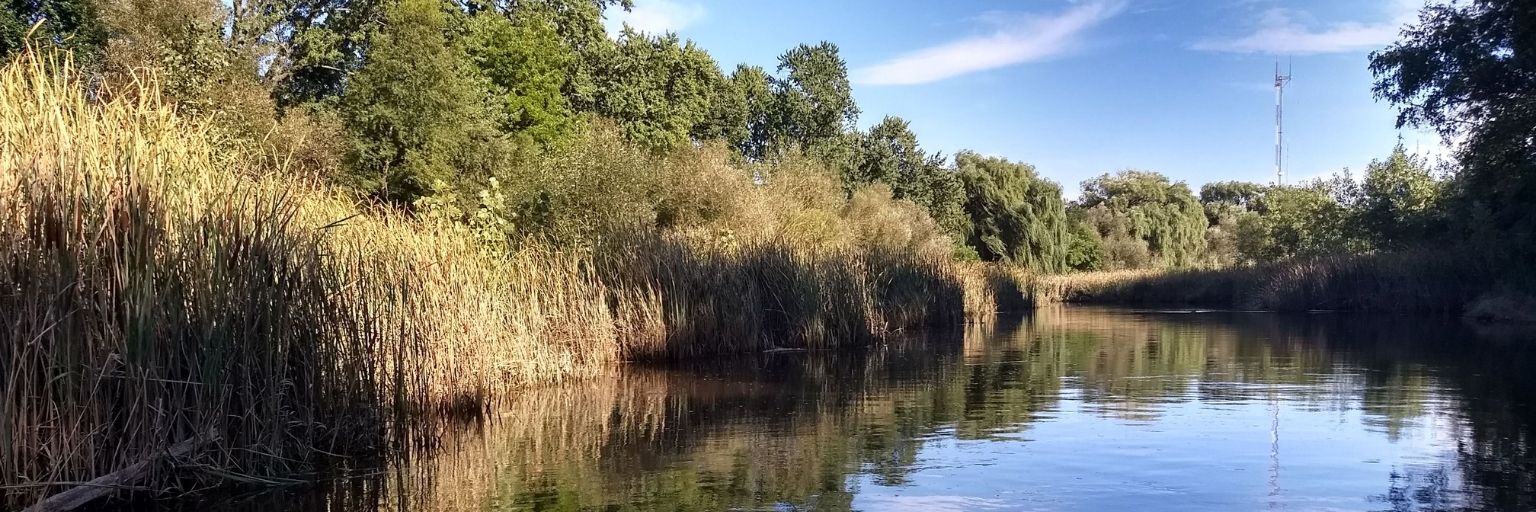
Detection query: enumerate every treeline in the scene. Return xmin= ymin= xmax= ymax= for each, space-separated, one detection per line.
xmin=0 ymin=0 xmax=1064 ymax=271
xmin=10 ymin=0 xmax=1519 ymax=280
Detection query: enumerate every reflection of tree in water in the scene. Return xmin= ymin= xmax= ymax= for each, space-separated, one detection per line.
xmin=179 ymin=308 xmax=1536 ymax=511
xmin=1373 ymin=462 xmax=1459 ymax=512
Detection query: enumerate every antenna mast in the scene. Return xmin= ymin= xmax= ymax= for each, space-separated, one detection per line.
xmin=1274 ymin=61 xmax=1292 ymax=186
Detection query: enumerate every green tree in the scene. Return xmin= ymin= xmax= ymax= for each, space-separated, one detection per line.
xmin=771 ymin=41 xmax=857 ymax=152
xmin=341 ymin=0 xmax=498 ymax=204
xmin=694 ymin=64 xmax=774 ymax=160
xmin=846 ymin=117 xmax=965 ymax=236
xmin=1077 ymin=170 xmax=1207 ymax=268
xmin=955 ymin=151 xmax=1068 ymax=271
xmin=273 ymin=0 xmax=385 ymax=107
xmin=465 ymin=9 xmax=581 ymax=148
xmin=1371 ymin=0 xmax=1536 ymax=246
xmin=1 ymin=0 xmax=106 ymax=61
xmin=1198 ymin=180 xmax=1267 ymax=266
xmin=1236 ymin=176 xmax=1369 ymax=263
xmin=1358 ymin=144 xmax=1444 ymax=248
xmin=593 ymin=27 xmax=723 ymax=150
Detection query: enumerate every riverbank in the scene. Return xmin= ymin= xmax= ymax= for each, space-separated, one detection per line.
xmin=1034 ymin=248 xmax=1530 ymax=316
xmin=0 ymin=54 xmax=1030 ymax=509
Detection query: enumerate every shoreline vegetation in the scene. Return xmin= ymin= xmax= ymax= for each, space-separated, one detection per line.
xmin=1034 ymin=248 xmax=1527 ymax=318
xmin=3 ymin=0 xmax=1535 ymax=509
xmin=0 ymin=52 xmax=1030 ymax=509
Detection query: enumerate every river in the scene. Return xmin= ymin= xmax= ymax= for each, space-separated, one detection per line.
xmin=177 ymin=306 xmax=1536 ymax=511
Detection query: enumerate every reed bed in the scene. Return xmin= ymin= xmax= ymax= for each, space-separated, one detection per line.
xmin=957 ymin=262 xmax=1034 ymax=322
xmin=0 ymin=51 xmax=1007 ymax=507
xmin=0 ymin=52 xmax=621 ymax=507
xmin=597 ymin=234 xmax=974 ymax=360
xmin=1035 ymin=249 xmax=1496 ymax=312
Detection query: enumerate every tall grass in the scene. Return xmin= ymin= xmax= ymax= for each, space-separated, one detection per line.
xmin=0 ymin=52 xmax=621 ymax=507
xmin=0 ymin=51 xmax=1012 ymax=507
xmin=598 ymin=234 xmax=973 ymax=360
xmin=1036 ymin=249 xmax=1496 ymax=312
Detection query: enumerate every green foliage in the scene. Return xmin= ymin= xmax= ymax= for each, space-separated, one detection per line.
xmin=1371 ymin=0 xmax=1536 ymax=247
xmin=695 ymin=64 xmax=775 ymax=160
xmin=1235 ymin=176 xmax=1368 ymax=263
xmin=771 ymin=41 xmax=857 ymax=152
xmin=274 ymin=0 xmax=383 ymax=107
xmin=465 ymin=9 xmax=581 ymax=149
xmin=851 ymin=116 xmax=966 ymax=236
xmin=341 ymin=0 xmax=503 ymax=204
xmin=1076 ymin=170 xmax=1207 ymax=269
xmin=592 ymin=27 xmax=723 ymax=150
xmin=955 ymin=151 xmax=1068 ymax=272
xmin=1358 ymin=144 xmax=1445 ymax=248
xmin=0 ymin=0 xmax=105 ymax=62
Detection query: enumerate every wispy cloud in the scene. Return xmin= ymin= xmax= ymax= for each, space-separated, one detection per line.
xmin=604 ymin=0 xmax=706 ymax=36
xmin=853 ymin=1 xmax=1125 ymax=86
xmin=1193 ymin=1 xmax=1423 ymax=55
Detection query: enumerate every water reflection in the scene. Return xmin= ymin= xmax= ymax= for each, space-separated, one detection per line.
xmin=198 ymin=307 xmax=1536 ymax=511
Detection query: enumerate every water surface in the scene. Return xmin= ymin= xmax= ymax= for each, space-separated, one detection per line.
xmin=205 ymin=307 xmax=1536 ymax=511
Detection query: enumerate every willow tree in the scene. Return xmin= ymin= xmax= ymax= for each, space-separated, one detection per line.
xmin=1077 ymin=170 xmax=1207 ymax=269
xmin=956 ymin=151 xmax=1069 ymax=272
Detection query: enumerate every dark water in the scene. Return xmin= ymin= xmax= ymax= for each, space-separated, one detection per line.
xmin=200 ymin=307 xmax=1536 ymax=511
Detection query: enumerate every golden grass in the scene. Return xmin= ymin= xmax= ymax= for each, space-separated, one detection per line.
xmin=0 ymin=51 xmax=622 ymax=506
xmin=0 ymin=50 xmax=1012 ymax=507
xmin=1035 ymin=249 xmax=1495 ymax=312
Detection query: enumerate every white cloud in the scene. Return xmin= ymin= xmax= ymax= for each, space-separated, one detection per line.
xmin=604 ymin=0 xmax=705 ymax=36
xmin=1193 ymin=1 xmax=1425 ymax=55
xmin=853 ymin=1 xmax=1125 ymax=86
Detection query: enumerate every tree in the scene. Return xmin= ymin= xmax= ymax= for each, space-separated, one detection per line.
xmin=341 ymin=0 xmax=498 ymax=204
xmin=772 ymin=42 xmax=857 ymax=152
xmin=1358 ymin=144 xmax=1444 ymax=248
xmin=1199 ymin=180 xmax=1267 ymax=224
xmin=465 ymin=9 xmax=581 ymax=148
xmin=1198 ymin=180 xmax=1268 ymax=267
xmin=847 ymin=117 xmax=966 ymax=236
xmin=273 ymin=0 xmax=385 ymax=108
xmin=695 ymin=64 xmax=775 ymax=161
xmin=1235 ymin=176 xmax=1369 ymax=263
xmin=1 ymin=0 xmax=106 ymax=61
xmin=1077 ymin=170 xmax=1207 ymax=268
xmin=592 ymin=27 xmax=723 ymax=150
xmin=956 ymin=151 xmax=1069 ymax=271
xmin=1371 ymin=0 xmax=1536 ymax=246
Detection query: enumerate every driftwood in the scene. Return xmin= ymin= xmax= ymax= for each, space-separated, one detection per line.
xmin=24 ymin=429 xmax=220 ymax=512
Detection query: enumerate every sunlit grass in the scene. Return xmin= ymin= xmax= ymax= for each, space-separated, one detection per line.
xmin=0 ymin=50 xmax=1017 ymax=506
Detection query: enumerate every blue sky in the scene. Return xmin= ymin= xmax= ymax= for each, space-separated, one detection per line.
xmin=605 ymin=0 xmax=1444 ymax=196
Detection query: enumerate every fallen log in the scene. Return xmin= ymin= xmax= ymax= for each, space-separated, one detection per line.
xmin=24 ymin=429 xmax=220 ymax=512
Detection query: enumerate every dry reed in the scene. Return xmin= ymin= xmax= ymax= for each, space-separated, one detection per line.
xmin=0 ymin=50 xmax=1010 ymax=507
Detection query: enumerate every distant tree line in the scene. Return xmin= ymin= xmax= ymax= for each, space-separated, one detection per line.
xmin=3 ymin=0 xmax=1529 ymax=273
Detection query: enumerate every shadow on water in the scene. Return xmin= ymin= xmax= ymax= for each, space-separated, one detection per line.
xmin=143 ymin=307 xmax=1536 ymax=511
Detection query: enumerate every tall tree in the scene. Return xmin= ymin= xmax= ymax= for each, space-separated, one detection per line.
xmin=592 ymin=27 xmax=723 ymax=150
xmin=273 ymin=0 xmax=385 ymax=107
xmin=851 ymin=116 xmax=964 ymax=235
xmin=465 ymin=8 xmax=580 ymax=148
xmin=1078 ymin=170 xmax=1207 ymax=268
xmin=1358 ymin=144 xmax=1444 ymax=248
xmin=695 ymin=63 xmax=774 ymax=160
xmin=341 ymin=0 xmax=495 ymax=203
xmin=1236 ymin=177 xmax=1369 ymax=263
xmin=772 ymin=41 xmax=857 ymax=152
xmin=1371 ymin=0 xmax=1536 ymax=245
xmin=956 ymin=151 xmax=1069 ymax=271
